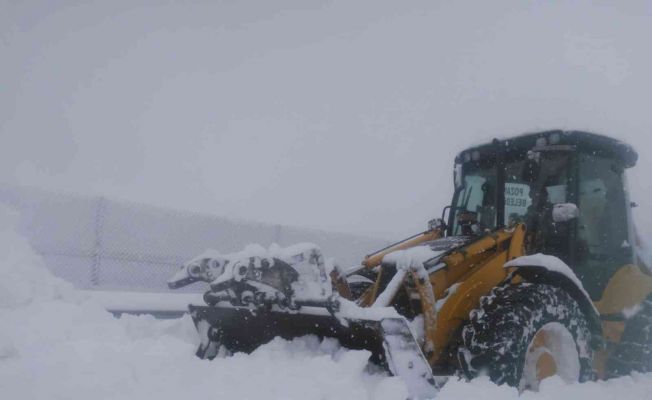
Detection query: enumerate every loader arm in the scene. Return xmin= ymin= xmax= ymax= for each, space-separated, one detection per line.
xmin=360 ymin=224 xmax=526 ymax=369
xmin=421 ymin=226 xmax=526 ymax=366
xmin=362 ymin=227 xmax=443 ymax=269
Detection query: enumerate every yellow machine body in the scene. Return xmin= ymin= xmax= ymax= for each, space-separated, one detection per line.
xmin=356 ymin=221 xmax=652 ymax=376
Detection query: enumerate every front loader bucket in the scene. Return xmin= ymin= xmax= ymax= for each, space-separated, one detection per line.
xmin=189 ymin=305 xmax=440 ymax=399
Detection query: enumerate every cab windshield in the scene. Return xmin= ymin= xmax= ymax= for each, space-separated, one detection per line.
xmin=451 ymin=151 xmax=571 ymax=236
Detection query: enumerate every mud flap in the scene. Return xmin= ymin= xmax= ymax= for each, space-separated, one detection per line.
xmin=189 ymin=305 xmax=439 ymax=399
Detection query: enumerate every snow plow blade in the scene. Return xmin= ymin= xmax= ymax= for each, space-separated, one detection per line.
xmin=189 ymin=305 xmax=440 ymax=399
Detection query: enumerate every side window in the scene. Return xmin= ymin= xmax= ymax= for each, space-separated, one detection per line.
xmin=575 ymin=153 xmax=631 ymax=299
xmin=453 ymin=165 xmax=497 ymax=235
xmin=459 ymin=175 xmax=488 ymax=216
xmin=577 ymin=154 xmax=628 ymax=258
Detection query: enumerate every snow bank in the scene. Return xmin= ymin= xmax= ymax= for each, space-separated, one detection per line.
xmin=438 ymin=374 xmax=652 ymax=400
xmin=2 ymin=203 xmax=652 ymax=400
xmin=0 ymin=204 xmax=77 ymax=308
xmin=0 ymin=203 xmax=408 ymax=400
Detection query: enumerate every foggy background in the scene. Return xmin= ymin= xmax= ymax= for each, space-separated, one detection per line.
xmin=2 ymin=1 xmax=651 ymax=240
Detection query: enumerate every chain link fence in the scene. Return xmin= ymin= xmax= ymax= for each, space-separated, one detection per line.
xmin=0 ymin=184 xmax=389 ymax=293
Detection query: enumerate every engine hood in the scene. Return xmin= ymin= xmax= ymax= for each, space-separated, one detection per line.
xmin=381 ymin=236 xmax=473 ymax=269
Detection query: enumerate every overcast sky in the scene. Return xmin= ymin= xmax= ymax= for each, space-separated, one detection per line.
xmin=2 ymin=1 xmax=652 ymax=239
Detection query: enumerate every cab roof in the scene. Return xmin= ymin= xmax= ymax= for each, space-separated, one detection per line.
xmin=456 ymin=130 xmax=638 ymax=168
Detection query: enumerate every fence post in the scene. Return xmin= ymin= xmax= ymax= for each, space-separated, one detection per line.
xmin=91 ymin=196 xmax=105 ymax=287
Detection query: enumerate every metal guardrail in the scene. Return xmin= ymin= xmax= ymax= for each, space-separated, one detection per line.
xmin=83 ymin=290 xmax=204 ymax=319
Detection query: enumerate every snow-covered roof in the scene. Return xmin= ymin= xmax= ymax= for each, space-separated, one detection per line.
xmin=456 ymin=130 xmax=638 ymax=168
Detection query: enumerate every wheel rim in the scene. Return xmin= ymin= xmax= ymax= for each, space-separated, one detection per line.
xmin=521 ymin=322 xmax=580 ymax=391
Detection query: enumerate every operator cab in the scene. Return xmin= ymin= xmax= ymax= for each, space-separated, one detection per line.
xmin=448 ymin=130 xmax=638 ymax=299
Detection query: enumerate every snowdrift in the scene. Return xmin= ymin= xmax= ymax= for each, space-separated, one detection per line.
xmin=1 ymin=203 xmax=651 ymax=399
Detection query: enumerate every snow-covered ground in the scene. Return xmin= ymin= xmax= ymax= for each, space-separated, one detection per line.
xmin=1 ymin=203 xmax=651 ymax=399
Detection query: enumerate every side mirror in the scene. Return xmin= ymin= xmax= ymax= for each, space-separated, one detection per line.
xmin=552 ymin=203 xmax=579 ymax=223
xmin=428 ymin=218 xmax=446 ymax=231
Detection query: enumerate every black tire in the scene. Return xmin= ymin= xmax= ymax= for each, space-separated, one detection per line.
xmin=458 ymin=282 xmax=598 ymax=388
xmin=607 ymin=294 xmax=652 ymax=377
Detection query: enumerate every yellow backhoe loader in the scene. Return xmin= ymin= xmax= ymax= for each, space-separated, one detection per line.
xmin=169 ymin=130 xmax=652 ymax=398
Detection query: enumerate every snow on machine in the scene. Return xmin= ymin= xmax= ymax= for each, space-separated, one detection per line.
xmin=169 ymin=131 xmax=652 ymax=398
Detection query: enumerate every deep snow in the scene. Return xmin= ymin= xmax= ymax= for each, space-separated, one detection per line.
xmin=1 ymin=203 xmax=652 ymax=399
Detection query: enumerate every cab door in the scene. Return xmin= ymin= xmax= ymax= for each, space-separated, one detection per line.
xmin=574 ymin=153 xmax=633 ymax=299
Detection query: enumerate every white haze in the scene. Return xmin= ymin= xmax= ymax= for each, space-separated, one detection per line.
xmin=2 ymin=1 xmax=651 ymax=240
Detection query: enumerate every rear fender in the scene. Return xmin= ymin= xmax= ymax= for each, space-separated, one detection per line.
xmin=594 ymin=264 xmax=652 ymax=316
